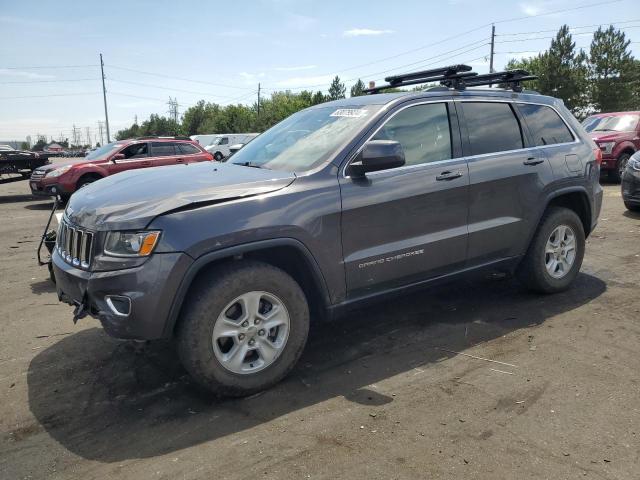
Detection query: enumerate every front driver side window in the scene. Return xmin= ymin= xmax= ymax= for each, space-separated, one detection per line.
xmin=121 ymin=143 xmax=148 ymax=159
xmin=372 ymin=103 xmax=452 ymax=166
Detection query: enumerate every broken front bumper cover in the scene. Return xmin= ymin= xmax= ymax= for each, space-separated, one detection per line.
xmin=52 ymin=249 xmax=193 ymax=340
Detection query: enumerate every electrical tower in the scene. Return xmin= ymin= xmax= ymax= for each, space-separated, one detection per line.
xmin=71 ymin=125 xmax=81 ymax=147
xmin=167 ymin=97 xmax=179 ymax=123
xmin=85 ymin=127 xmax=91 ymax=147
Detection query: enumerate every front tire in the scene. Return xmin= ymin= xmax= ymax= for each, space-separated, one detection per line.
xmin=177 ymin=260 xmax=310 ymax=397
xmin=610 ymin=153 xmax=631 ymax=183
xmin=517 ymin=207 xmax=585 ymax=293
xmin=214 ymin=151 xmax=224 ymax=162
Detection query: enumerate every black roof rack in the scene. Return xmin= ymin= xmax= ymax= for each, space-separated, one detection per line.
xmin=364 ymin=65 xmax=476 ymax=94
xmin=463 ymin=69 xmax=537 ymax=92
xmin=134 ymin=136 xmax=192 ymax=141
xmin=363 ymin=65 xmax=537 ymax=94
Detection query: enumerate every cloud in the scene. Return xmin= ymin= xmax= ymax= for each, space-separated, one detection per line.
xmin=519 ymin=2 xmax=542 ymax=16
xmin=0 ymin=68 xmax=55 ymax=80
xmin=343 ymin=28 xmax=394 ymax=37
xmin=273 ymin=64 xmax=317 ymax=72
xmin=275 ymin=74 xmax=334 ymax=88
xmin=239 ymin=71 xmax=266 ymax=85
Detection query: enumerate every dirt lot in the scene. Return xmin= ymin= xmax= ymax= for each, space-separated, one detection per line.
xmin=0 ymin=176 xmax=638 ymax=480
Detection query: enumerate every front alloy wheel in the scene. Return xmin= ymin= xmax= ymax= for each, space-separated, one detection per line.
xmin=213 ymin=291 xmax=290 ymax=374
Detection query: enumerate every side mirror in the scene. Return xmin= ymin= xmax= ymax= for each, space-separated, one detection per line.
xmin=112 ymin=153 xmax=125 ymax=162
xmin=348 ymin=140 xmax=405 ymax=177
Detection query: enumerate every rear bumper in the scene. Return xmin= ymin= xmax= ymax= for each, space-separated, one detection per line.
xmin=53 ymin=249 xmax=193 ymax=340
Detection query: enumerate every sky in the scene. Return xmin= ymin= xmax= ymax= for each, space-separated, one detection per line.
xmin=0 ymin=0 xmax=638 ymax=144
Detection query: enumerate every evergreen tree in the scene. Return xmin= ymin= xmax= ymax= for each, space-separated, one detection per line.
xmin=328 ymin=76 xmax=346 ymax=100
xmin=589 ymin=25 xmax=636 ymax=112
xmin=350 ymin=79 xmax=366 ymax=97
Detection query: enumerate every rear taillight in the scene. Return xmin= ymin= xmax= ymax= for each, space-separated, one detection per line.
xmin=593 ymin=147 xmax=603 ymax=165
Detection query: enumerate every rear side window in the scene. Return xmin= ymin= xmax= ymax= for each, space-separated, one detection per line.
xmin=517 ymin=103 xmax=574 ymax=146
xmin=177 ymin=143 xmax=200 ymax=155
xmin=372 ymin=103 xmax=452 ymax=166
xmin=150 ymin=142 xmax=176 ymax=156
xmin=461 ymin=102 xmax=523 ymax=156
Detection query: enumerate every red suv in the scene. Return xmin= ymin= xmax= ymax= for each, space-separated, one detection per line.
xmin=582 ymin=111 xmax=640 ymax=182
xmin=29 ymin=137 xmax=213 ymax=201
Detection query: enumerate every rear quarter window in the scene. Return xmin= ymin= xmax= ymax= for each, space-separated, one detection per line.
xmin=517 ymin=103 xmax=574 ymax=146
xmin=461 ymin=102 xmax=524 ymax=156
xmin=177 ymin=143 xmax=200 ymax=155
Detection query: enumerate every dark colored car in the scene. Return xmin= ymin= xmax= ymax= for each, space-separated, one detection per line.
xmin=29 ymin=137 xmax=213 ymax=201
xmin=50 ymin=67 xmax=602 ymax=396
xmin=0 ymin=145 xmax=50 ymax=177
xmin=582 ymin=111 xmax=640 ymax=182
xmin=621 ymin=151 xmax=640 ymax=211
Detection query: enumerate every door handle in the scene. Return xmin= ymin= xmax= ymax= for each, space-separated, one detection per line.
xmin=176 ymin=157 xmax=184 ymax=163
xmin=142 ymin=161 xmax=151 ymax=166
xmin=523 ymin=157 xmax=544 ymax=166
xmin=436 ymin=171 xmax=463 ymax=181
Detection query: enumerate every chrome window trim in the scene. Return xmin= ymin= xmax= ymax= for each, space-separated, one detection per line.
xmin=342 ymin=97 xmax=582 ymax=178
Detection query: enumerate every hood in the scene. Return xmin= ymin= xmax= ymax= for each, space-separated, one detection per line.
xmin=35 ymin=159 xmax=89 ymax=172
xmin=65 ymin=161 xmax=295 ymax=230
xmin=589 ymin=131 xmax=634 ymax=142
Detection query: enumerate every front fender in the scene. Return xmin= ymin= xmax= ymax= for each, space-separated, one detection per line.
xmin=161 ymin=238 xmax=331 ymax=338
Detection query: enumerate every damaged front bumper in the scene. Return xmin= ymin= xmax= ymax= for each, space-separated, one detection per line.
xmin=52 ymin=249 xmax=193 ymax=340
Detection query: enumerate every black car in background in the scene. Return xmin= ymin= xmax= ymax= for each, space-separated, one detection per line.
xmin=622 ymin=151 xmax=640 ymax=211
xmin=0 ymin=145 xmax=50 ymax=177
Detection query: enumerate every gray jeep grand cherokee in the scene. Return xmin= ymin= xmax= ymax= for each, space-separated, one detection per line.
xmin=52 ymin=66 xmax=603 ymax=396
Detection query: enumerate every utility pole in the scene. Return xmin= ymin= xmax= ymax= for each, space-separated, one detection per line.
xmin=257 ymin=83 xmax=261 ymax=118
xmin=489 ymin=24 xmax=496 ymax=74
xmin=100 ymin=53 xmax=111 ymax=143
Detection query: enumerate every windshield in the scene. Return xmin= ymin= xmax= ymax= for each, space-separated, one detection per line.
xmin=85 ymin=142 xmax=124 ymax=160
xmin=229 ymin=105 xmax=381 ymax=172
xmin=582 ymin=114 xmax=640 ymax=133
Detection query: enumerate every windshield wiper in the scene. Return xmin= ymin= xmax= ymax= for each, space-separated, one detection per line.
xmin=235 ymin=161 xmax=269 ymax=170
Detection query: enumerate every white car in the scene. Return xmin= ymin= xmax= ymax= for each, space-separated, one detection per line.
xmin=205 ymin=133 xmax=259 ymax=161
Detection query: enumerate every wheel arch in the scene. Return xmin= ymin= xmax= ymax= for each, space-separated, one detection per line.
xmin=76 ymin=171 xmax=104 ymax=188
xmin=164 ymin=238 xmax=332 ymax=337
xmin=543 ymin=188 xmax=592 ymax=238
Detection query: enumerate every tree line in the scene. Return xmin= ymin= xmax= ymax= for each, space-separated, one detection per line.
xmin=116 ymin=24 xmax=638 ymax=140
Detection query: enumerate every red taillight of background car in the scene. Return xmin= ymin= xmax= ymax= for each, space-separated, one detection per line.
xmin=593 ymin=147 xmax=603 ymax=165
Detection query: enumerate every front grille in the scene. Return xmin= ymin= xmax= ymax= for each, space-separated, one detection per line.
xmin=56 ymin=220 xmax=94 ymax=269
xmin=30 ymin=170 xmax=45 ymax=180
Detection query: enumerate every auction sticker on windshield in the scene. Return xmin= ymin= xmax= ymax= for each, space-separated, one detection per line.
xmin=330 ymin=109 xmax=368 ymax=118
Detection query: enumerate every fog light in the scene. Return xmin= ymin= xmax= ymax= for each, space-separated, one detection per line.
xmin=105 ymin=295 xmax=131 ymax=317
xmin=51 ymin=187 xmax=57 ymax=193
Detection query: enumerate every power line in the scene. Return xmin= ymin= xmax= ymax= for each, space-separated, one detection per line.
xmin=496 ymin=19 xmax=640 ymax=36
xmin=495 ymin=25 xmax=640 ymax=43
xmin=106 ymin=64 xmax=255 ymax=90
xmin=0 ymin=64 xmax=98 ymax=70
xmin=0 ymin=78 xmax=97 ymax=85
xmin=0 ymin=92 xmax=100 ymax=99
xmin=106 ymin=78 xmax=245 ymax=100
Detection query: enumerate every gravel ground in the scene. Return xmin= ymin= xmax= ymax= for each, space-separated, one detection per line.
xmin=0 ymin=176 xmax=638 ymax=480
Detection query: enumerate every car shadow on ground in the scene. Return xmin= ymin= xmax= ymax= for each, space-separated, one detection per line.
xmin=622 ymin=210 xmax=640 ymax=219
xmin=0 ymin=193 xmax=41 ymax=204
xmin=23 ymin=201 xmax=56 ymax=211
xmin=30 ymin=278 xmax=56 ymax=295
xmin=26 ymin=273 xmax=606 ymax=463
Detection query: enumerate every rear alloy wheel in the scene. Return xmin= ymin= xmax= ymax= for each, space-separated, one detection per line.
xmin=214 ymin=152 xmax=224 ymax=162
xmin=517 ymin=207 xmax=585 ymax=293
xmin=177 ymin=260 xmax=309 ymax=396
xmin=610 ymin=153 xmax=630 ymax=183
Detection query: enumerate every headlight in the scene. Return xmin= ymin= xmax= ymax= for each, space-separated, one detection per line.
xmin=104 ymin=231 xmax=161 ymax=257
xmin=46 ymin=165 xmax=71 ymax=177
xmin=598 ymin=142 xmax=615 ymax=155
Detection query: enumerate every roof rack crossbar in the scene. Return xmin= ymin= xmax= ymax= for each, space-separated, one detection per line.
xmin=364 ymin=64 xmax=475 ymax=94
xmin=364 ymin=66 xmax=537 ymax=94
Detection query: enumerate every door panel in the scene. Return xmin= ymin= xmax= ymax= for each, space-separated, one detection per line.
xmin=105 ymin=142 xmax=151 ymax=175
xmin=458 ymin=101 xmax=554 ymax=265
xmin=339 ymin=100 xmax=469 ymax=298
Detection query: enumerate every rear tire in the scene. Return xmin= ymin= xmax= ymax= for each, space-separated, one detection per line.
xmin=214 ymin=152 xmax=224 ymax=162
xmin=177 ymin=260 xmax=310 ymax=397
xmin=517 ymin=207 xmax=585 ymax=294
